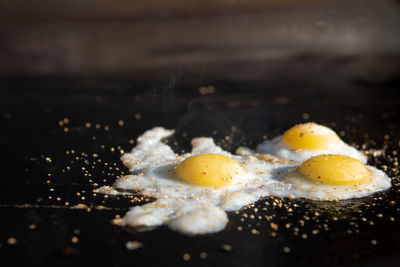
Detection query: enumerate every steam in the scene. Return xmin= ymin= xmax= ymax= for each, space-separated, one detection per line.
xmin=173 ymin=97 xmax=246 ymax=152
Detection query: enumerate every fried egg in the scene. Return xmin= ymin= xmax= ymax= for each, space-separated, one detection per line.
xmin=256 ymin=122 xmax=367 ymax=163
xmin=97 ymin=127 xmax=391 ymax=235
xmin=282 ymin=154 xmax=391 ymax=200
xmin=110 ymin=127 xmax=285 ymax=235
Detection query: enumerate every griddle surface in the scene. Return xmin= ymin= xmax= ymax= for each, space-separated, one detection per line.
xmin=1 ymin=77 xmax=400 ymax=266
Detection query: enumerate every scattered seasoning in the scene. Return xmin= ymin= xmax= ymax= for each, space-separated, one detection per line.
xmin=60 ymin=246 xmax=75 ymax=256
xmin=312 ymin=229 xmax=319 ymax=235
xmin=283 ymin=246 xmax=291 ymax=253
xmin=71 ymin=236 xmax=79 ymax=244
xmin=111 ymin=218 xmax=123 ymax=226
xmin=182 ymin=253 xmax=191 ymax=261
xmin=135 ymin=113 xmax=141 ymax=120
xmin=371 ymin=240 xmax=378 ymax=245
xmin=200 ymin=252 xmax=208 ymax=259
xmin=221 ymin=244 xmax=232 ymax=252
xmin=118 ymin=120 xmax=125 ymax=126
xmin=251 ymin=229 xmax=260 ymax=235
xmin=7 ymin=237 xmax=17 ymax=245
xmin=125 ymin=241 xmax=143 ymax=250
xmin=198 ymin=85 xmax=216 ymax=95
xmin=71 ymin=203 xmax=89 ymax=209
xmin=28 ymin=224 xmax=36 ymax=230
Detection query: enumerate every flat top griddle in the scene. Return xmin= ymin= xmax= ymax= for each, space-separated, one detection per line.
xmin=0 ymin=74 xmax=400 ymax=267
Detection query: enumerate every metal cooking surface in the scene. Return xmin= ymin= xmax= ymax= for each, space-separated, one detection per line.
xmin=0 ymin=77 xmax=400 ymax=266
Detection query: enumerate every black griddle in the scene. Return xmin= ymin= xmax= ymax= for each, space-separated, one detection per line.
xmin=1 ymin=0 xmax=400 ymax=265
xmin=1 ymin=72 xmax=400 ymax=266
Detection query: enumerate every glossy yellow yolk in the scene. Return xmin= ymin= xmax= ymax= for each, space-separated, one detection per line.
xmin=298 ymin=154 xmax=370 ymax=185
xmin=282 ymin=122 xmax=342 ymax=150
xmin=175 ymin=154 xmax=247 ymax=187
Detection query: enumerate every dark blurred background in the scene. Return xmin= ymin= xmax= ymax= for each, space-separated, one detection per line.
xmin=0 ymin=0 xmax=399 ymax=84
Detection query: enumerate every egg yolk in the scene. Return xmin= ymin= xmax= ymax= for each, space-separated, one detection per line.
xmin=175 ymin=154 xmax=247 ymax=187
xmin=282 ymin=122 xmax=342 ymax=150
xmin=298 ymin=154 xmax=370 ymax=185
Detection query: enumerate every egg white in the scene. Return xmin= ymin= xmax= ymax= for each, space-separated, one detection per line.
xmin=256 ymin=135 xmax=368 ymax=163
